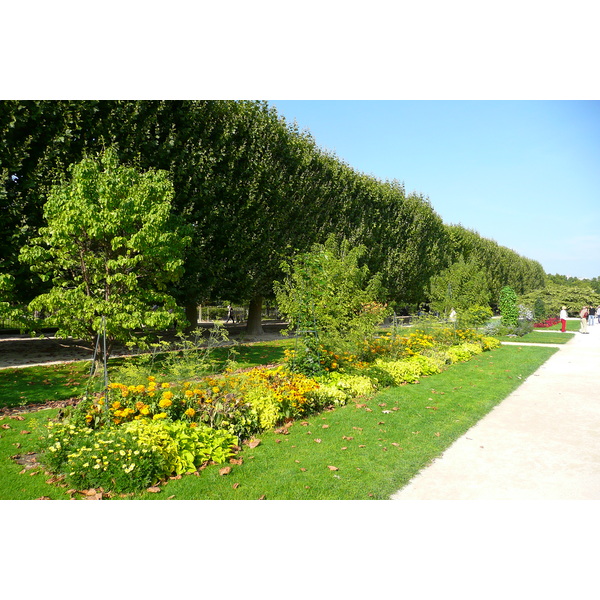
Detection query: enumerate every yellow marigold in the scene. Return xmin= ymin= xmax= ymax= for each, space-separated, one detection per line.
xmin=184 ymin=390 xmax=193 ymax=397
xmin=159 ymin=398 xmax=172 ymax=408
xmin=111 ymin=401 xmax=121 ymax=410
xmin=140 ymin=406 xmax=150 ymax=415
xmin=212 ymin=387 xmax=220 ymax=394
xmin=148 ymin=376 xmax=156 ymax=382
xmin=161 ymin=382 xmax=170 ymax=389
xmin=135 ymin=385 xmax=146 ymax=394
xmin=135 ymin=401 xmax=145 ymax=410
xmin=153 ymin=412 xmax=167 ymax=420
xmin=184 ymin=408 xmax=196 ymax=418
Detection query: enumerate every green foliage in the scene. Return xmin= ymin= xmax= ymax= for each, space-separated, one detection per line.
xmin=428 ymin=257 xmax=491 ymax=316
xmin=19 ymin=148 xmax=191 ymax=358
xmin=275 ymin=234 xmax=389 ymax=373
xmin=458 ymin=305 xmax=493 ymax=328
xmin=499 ymin=286 xmax=519 ymax=327
xmin=520 ymin=282 xmax=600 ymax=319
xmin=122 ymin=420 xmax=238 ymax=475
xmin=40 ymin=422 xmax=166 ymax=493
xmin=533 ymin=297 xmax=547 ymax=322
xmin=39 ymin=417 xmax=238 ymax=493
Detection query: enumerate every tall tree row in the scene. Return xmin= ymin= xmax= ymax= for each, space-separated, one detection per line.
xmin=1 ymin=100 xmax=546 ymax=332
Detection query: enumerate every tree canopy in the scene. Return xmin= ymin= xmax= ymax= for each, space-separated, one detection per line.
xmin=19 ymin=148 xmax=190 ymax=358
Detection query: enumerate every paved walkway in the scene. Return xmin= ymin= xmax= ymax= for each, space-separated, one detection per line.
xmin=391 ymin=321 xmax=600 ymax=500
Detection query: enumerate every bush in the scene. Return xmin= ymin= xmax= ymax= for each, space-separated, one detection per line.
xmin=373 ymin=358 xmax=423 ymax=385
xmin=499 ymin=286 xmax=519 ymax=327
xmin=459 ymin=305 xmax=493 ymax=328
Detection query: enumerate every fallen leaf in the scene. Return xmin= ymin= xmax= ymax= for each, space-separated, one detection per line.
xmin=365 ymin=408 xmax=373 ymax=412
xmin=14 ymin=443 xmax=21 ymax=449
xmin=275 ymin=439 xmax=282 ymax=443
xmin=274 ymin=426 xmax=289 ymax=434
xmin=1 ymin=424 xmax=11 ymax=429
xmin=377 ymin=421 xmax=385 ymax=425
xmin=20 ymin=430 xmax=31 ymax=435
xmin=342 ymin=435 xmax=354 ymax=440
xmin=378 ymin=403 xmax=386 ymax=407
xmin=247 ymin=439 xmax=261 ymax=449
xmin=435 ymin=432 xmax=441 ymax=437
xmin=356 ymin=404 xmax=366 ymax=409
xmin=322 ymin=424 xmax=329 ymax=429
xmin=230 ymin=458 xmax=243 ymax=465
xmin=167 ymin=495 xmax=176 ymax=499
xmin=294 ymin=460 xmax=300 ymax=463
xmin=169 ymin=474 xmax=182 ymax=480
xmin=300 ymin=421 xmax=309 ymax=426
xmin=300 ymin=468 xmax=307 ymax=472
xmin=258 ymin=495 xmax=266 ymax=500
xmin=11 ymin=415 xmax=25 ymax=421
xmin=232 ymin=483 xmax=240 ymax=489
xmin=426 ymin=406 xmax=438 ymax=410
xmin=327 ymin=465 xmax=339 ymax=471
xmin=341 ymin=447 xmax=347 ymax=450
xmin=359 ymin=444 xmax=366 ymax=448
xmin=36 ymin=497 xmax=52 ymax=500
xmin=391 ymin=443 xmax=401 ymax=447
xmin=314 ymin=438 xmax=322 ymax=443
xmin=353 ymin=427 xmax=362 ymax=431
xmin=146 ymin=486 xmax=161 ymax=493
xmin=219 ymin=466 xmax=232 ymax=476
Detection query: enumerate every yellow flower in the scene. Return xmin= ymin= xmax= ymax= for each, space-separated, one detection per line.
xmin=212 ymin=387 xmax=220 ymax=394
xmin=161 ymin=382 xmax=170 ymax=389
xmin=153 ymin=412 xmax=167 ymax=420
xmin=158 ymin=398 xmax=172 ymax=408
xmin=184 ymin=390 xmax=193 ymax=397
xmin=162 ymin=391 xmax=174 ymax=401
xmin=184 ymin=407 xmax=196 ymax=418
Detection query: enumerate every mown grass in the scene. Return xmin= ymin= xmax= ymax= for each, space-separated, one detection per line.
xmin=0 ymin=344 xmax=557 ymax=500
xmin=497 ymin=331 xmax=575 ymax=344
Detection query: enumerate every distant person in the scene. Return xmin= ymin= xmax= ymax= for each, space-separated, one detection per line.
xmin=559 ymin=306 xmax=568 ymax=332
xmin=225 ymin=305 xmax=234 ymax=324
xmin=579 ymin=306 xmax=589 ymax=334
xmin=588 ymin=305 xmax=596 ymax=326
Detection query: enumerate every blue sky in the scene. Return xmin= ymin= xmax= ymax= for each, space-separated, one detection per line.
xmin=268 ymin=101 xmax=600 ymax=280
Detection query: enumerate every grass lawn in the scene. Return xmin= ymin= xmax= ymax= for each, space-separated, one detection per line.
xmin=497 ymin=331 xmax=575 ymax=344
xmin=0 ymin=343 xmax=557 ymax=500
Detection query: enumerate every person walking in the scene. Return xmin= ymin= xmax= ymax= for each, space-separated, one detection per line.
xmin=560 ymin=306 xmax=568 ymax=332
xmin=225 ymin=305 xmax=234 ymax=324
xmin=588 ymin=305 xmax=596 ymax=326
xmin=579 ymin=306 xmax=589 ymax=334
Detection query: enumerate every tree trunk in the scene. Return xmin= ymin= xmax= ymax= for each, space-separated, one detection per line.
xmin=245 ymin=295 xmax=264 ymax=336
xmin=184 ymin=303 xmax=199 ymax=332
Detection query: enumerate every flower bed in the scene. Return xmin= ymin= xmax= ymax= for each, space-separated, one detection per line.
xmin=37 ymin=327 xmax=501 ymax=495
xmin=534 ymin=317 xmax=560 ymax=328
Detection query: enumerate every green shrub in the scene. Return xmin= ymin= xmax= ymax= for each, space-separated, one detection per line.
xmin=499 ymin=286 xmax=519 ymax=327
xmin=459 ymin=305 xmax=493 ymax=328
xmin=373 ymin=358 xmax=423 ymax=385
xmin=243 ymin=386 xmax=281 ymax=430
xmin=40 ymin=423 xmax=166 ymax=493
xmin=405 ymin=354 xmax=442 ymax=376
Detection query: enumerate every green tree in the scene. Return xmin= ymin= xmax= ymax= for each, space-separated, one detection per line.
xmin=19 ymin=148 xmax=191 ymax=365
xmin=274 ymin=235 xmax=389 ymax=371
xmin=499 ymin=286 xmax=519 ymax=327
xmin=428 ymin=257 xmax=491 ymax=317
